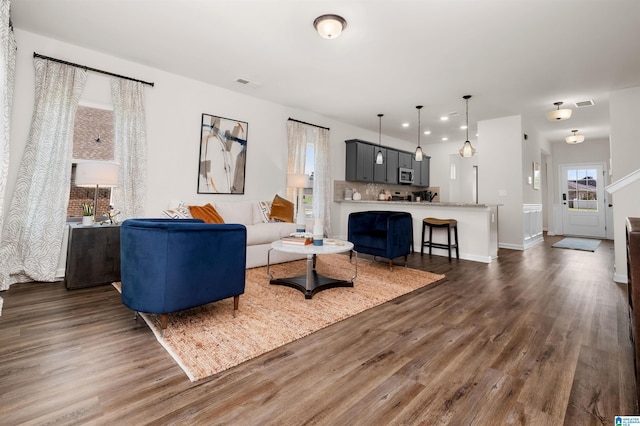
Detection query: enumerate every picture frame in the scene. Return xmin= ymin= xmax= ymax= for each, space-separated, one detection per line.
xmin=198 ymin=113 xmax=248 ymax=194
xmin=532 ymin=161 xmax=541 ymax=190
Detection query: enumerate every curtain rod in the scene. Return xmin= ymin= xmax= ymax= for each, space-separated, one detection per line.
xmin=33 ymin=52 xmax=155 ymax=87
xmin=288 ymin=117 xmax=329 ymax=131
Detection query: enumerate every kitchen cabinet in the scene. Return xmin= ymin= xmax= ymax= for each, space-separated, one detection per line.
xmin=399 ymin=152 xmax=413 ymax=169
xmin=386 ymin=149 xmax=399 ymax=184
xmin=414 ymin=156 xmax=431 ymax=187
xmin=345 ymin=139 xmax=429 ymax=186
xmin=345 ymin=139 xmax=374 ymax=182
xmin=373 ymin=147 xmax=387 ymax=183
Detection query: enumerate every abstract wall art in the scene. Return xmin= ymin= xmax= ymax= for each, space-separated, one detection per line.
xmin=198 ymin=113 xmax=247 ymax=194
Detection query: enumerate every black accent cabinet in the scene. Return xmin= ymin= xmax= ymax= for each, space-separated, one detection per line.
xmin=64 ymin=223 xmax=121 ymax=290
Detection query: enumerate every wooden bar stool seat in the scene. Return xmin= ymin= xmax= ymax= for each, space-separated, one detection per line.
xmin=421 ymin=217 xmax=459 ymax=261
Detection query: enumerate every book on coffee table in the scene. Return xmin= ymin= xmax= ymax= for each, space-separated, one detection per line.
xmin=281 ymin=236 xmax=313 ymax=245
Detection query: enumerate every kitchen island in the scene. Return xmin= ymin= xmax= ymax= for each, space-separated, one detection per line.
xmin=334 ymin=200 xmax=499 ymax=263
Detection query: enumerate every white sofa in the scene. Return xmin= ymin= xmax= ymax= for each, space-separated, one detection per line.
xmin=166 ymin=200 xmax=306 ymax=269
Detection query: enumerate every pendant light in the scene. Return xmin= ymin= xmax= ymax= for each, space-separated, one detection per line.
xmin=546 ymin=101 xmax=572 ymax=121
xmin=459 ymin=95 xmax=477 ymax=157
xmin=376 ymin=113 xmax=384 ymax=164
xmin=565 ymin=129 xmax=585 ymax=144
xmin=415 ymin=106 xmax=424 ymax=161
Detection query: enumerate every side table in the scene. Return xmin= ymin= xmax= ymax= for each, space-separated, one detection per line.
xmin=64 ymin=223 xmax=121 ymax=290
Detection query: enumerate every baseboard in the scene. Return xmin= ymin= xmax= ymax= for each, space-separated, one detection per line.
xmin=613 ymin=272 xmax=628 ymax=284
xmin=523 ymin=236 xmax=544 ymax=250
xmin=499 ymin=243 xmax=525 ymax=251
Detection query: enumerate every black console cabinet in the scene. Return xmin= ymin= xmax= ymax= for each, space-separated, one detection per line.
xmin=64 ymin=223 xmax=121 ymax=290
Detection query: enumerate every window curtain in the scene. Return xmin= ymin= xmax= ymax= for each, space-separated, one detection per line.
xmin=286 ymin=120 xmax=307 ymax=204
xmin=312 ymin=127 xmax=331 ymax=236
xmin=0 ymin=0 xmax=15 ymax=242
xmin=111 ymin=79 xmax=147 ymax=220
xmin=0 ymin=58 xmax=86 ymax=290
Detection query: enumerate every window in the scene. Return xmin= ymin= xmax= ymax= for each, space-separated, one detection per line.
xmin=566 ymin=168 xmax=598 ymax=211
xmin=67 ymin=105 xmax=115 ymax=218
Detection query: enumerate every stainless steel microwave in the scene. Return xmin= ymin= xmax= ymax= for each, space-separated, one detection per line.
xmin=398 ymin=167 xmax=414 ymax=184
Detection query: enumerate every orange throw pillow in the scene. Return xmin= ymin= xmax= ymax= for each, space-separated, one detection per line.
xmin=269 ymin=194 xmax=294 ymax=223
xmin=188 ymin=203 xmax=225 ymax=224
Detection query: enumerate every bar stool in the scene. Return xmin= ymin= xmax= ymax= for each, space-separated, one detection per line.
xmin=421 ymin=218 xmax=459 ymax=261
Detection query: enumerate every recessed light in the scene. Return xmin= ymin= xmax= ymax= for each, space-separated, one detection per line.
xmin=423 ymin=130 xmax=431 ymax=135
xmin=440 ymin=116 xmax=449 ymax=121
xmin=402 ymin=122 xmax=409 ymax=128
xmin=460 ymin=125 xmax=468 ymax=130
xmin=442 ymin=137 xmax=448 ymax=141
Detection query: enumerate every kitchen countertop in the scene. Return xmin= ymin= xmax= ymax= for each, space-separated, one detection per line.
xmin=336 ymin=199 xmax=498 ymax=208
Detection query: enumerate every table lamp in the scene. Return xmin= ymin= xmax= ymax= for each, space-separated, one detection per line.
xmin=286 ymin=173 xmax=309 ymax=232
xmin=75 ymin=161 xmax=119 ymax=220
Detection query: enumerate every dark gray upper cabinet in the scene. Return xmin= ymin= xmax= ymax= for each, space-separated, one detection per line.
xmin=386 ymin=149 xmax=399 ymax=184
xmin=345 ymin=139 xmax=429 ymax=185
xmin=345 ymin=139 xmax=374 ymax=182
xmin=373 ymin=147 xmax=386 ymax=183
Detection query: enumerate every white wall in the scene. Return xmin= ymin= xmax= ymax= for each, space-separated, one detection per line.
xmin=4 ymin=29 xmax=426 ymax=237
xmin=609 ymin=86 xmax=640 ymax=282
xmin=478 ymin=115 xmax=524 ymax=249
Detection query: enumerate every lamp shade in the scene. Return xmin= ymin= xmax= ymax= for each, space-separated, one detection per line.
xmin=546 ymin=102 xmax=572 ymax=121
xmin=75 ymin=161 xmax=119 ymax=187
xmin=313 ymin=14 xmax=347 ymax=39
xmin=565 ymin=130 xmax=585 ymax=144
xmin=459 ymin=140 xmax=477 ymax=157
xmin=286 ymin=173 xmax=308 ymax=188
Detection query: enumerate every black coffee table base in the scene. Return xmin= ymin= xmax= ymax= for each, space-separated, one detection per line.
xmin=267 ymin=251 xmax=358 ymax=299
xmin=270 ymin=271 xmax=354 ymax=299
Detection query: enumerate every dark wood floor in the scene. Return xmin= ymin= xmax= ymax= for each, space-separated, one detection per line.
xmin=0 ymin=235 xmax=637 ymax=425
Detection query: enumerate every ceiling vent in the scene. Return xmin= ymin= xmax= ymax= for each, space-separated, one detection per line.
xmin=235 ymin=77 xmax=262 ymax=88
xmin=575 ymin=100 xmax=595 ymax=108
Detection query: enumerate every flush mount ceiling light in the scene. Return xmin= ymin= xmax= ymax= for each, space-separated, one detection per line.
xmin=376 ymin=114 xmax=384 ymax=165
xmin=459 ymin=95 xmax=477 ymax=157
xmin=415 ymin=105 xmax=424 ymax=162
xmin=313 ymin=14 xmax=347 ymax=39
xmin=546 ymin=101 xmax=572 ymax=121
xmin=566 ymin=129 xmax=585 ymax=144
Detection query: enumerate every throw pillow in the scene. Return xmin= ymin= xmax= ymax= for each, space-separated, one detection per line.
xmin=257 ymin=200 xmax=274 ymax=223
xmin=269 ymin=194 xmax=294 ymax=223
xmin=189 ymin=203 xmax=225 ymax=224
xmin=161 ymin=201 xmax=193 ymax=219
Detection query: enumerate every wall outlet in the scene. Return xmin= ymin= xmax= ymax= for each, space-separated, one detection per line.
xmin=498 ymin=189 xmax=507 ymax=197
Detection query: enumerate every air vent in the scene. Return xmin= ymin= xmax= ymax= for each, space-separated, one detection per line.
xmin=234 ymin=77 xmax=262 ymax=87
xmin=448 ymin=112 xmax=459 ymax=117
xmin=575 ymin=100 xmax=595 ymax=108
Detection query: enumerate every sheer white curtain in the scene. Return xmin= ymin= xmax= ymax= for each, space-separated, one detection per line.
xmin=0 ymin=0 xmax=15 ymax=310
xmin=0 ymin=58 xmax=86 ymax=290
xmin=0 ymin=0 xmax=15 ymax=240
xmin=111 ymin=79 xmax=147 ymax=220
xmin=312 ymin=127 xmax=331 ymax=236
xmin=286 ymin=120 xmax=307 ymax=203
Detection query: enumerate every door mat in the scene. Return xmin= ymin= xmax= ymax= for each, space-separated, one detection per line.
xmin=552 ymin=237 xmax=601 ymax=252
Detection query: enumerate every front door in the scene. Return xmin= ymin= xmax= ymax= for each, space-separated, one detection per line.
xmin=560 ymin=163 xmax=606 ymax=238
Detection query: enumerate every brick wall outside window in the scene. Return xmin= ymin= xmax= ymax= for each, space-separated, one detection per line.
xmin=68 ymin=106 xmax=115 ymax=218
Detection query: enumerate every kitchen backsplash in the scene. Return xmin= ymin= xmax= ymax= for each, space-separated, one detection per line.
xmin=333 ymin=180 xmax=440 ymax=203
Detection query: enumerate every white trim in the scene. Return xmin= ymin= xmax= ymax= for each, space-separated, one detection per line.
xmin=613 ymin=272 xmax=628 ymax=284
xmin=605 ymin=168 xmax=640 ymax=194
xmin=499 ymin=243 xmax=525 ymax=251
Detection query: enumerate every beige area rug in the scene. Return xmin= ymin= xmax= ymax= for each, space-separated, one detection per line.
xmin=113 ymin=254 xmax=444 ymax=382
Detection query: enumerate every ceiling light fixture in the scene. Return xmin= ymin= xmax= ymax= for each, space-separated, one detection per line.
xmin=376 ymin=114 xmax=384 ymax=165
xmin=313 ymin=14 xmax=347 ymax=39
xmin=415 ymin=105 xmax=424 ymax=162
xmin=459 ymin=95 xmax=477 ymax=157
xmin=546 ymin=101 xmax=572 ymax=121
xmin=565 ymin=129 xmax=585 ymax=144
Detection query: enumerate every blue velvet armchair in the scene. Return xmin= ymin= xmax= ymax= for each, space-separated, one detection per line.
xmin=347 ymin=211 xmax=413 ymax=270
xmin=120 ymin=218 xmax=247 ymax=331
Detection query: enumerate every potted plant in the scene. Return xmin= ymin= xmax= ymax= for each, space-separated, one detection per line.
xmin=81 ymin=203 xmax=94 ymax=226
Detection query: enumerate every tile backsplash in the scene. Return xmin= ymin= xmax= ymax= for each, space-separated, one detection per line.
xmin=334 ymin=180 xmax=440 ymax=202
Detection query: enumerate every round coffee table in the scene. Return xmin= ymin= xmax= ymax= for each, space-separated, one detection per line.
xmin=267 ymin=239 xmax=358 ymax=299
